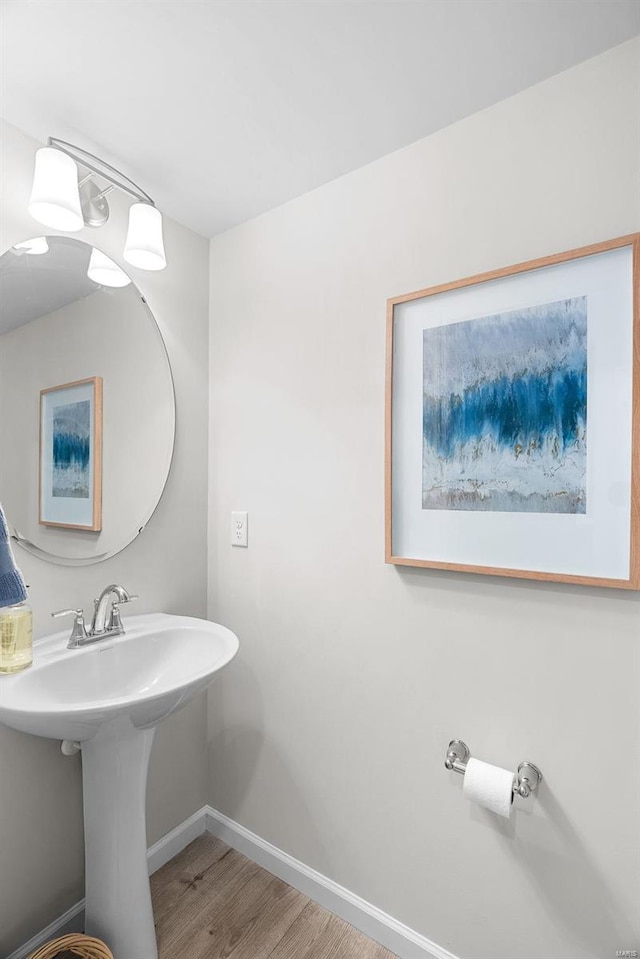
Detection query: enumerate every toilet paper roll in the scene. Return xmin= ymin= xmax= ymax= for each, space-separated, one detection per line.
xmin=463 ymin=757 xmax=514 ymax=818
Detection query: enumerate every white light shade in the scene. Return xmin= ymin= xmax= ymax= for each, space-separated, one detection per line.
xmin=123 ymin=203 xmax=166 ymax=271
xmin=13 ymin=237 xmax=49 ymax=255
xmin=28 ymin=147 xmax=84 ymax=232
xmin=87 ymin=248 xmax=132 ymax=288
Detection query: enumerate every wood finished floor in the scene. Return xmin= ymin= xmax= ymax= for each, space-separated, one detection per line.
xmin=150 ymin=834 xmax=398 ymax=959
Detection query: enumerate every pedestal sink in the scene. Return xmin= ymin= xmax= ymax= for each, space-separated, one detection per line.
xmin=0 ymin=612 xmax=239 ymax=959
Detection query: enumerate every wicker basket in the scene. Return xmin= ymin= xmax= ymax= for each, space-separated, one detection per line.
xmin=27 ymin=933 xmax=114 ymax=959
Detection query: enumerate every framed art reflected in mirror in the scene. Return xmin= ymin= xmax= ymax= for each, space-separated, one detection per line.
xmin=39 ymin=377 xmax=103 ymax=531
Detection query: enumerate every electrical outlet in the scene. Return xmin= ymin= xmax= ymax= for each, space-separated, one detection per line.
xmin=231 ymin=511 xmax=248 ymax=547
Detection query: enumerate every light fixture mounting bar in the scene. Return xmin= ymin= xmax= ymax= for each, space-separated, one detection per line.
xmin=48 ymin=137 xmax=155 ymax=207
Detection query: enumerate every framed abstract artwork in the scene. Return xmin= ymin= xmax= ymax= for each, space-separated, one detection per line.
xmin=385 ymin=234 xmax=639 ymax=588
xmin=39 ymin=377 xmax=103 ymax=531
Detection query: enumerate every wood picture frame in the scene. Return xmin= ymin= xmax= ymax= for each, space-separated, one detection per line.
xmin=385 ymin=233 xmax=640 ymax=588
xmin=39 ymin=376 xmax=103 ymax=531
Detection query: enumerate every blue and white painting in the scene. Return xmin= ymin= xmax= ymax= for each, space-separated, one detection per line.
xmin=52 ymin=400 xmax=91 ymax=499
xmin=422 ymin=296 xmax=587 ymax=513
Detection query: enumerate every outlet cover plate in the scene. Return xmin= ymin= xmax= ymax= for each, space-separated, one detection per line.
xmin=231 ymin=511 xmax=248 ymax=547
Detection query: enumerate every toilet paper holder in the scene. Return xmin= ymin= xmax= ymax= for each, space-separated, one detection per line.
xmin=445 ymin=740 xmax=543 ymax=799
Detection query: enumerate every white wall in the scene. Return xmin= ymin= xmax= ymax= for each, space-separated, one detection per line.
xmin=207 ymin=40 xmax=640 ymax=959
xmin=0 ymin=119 xmax=210 ymax=955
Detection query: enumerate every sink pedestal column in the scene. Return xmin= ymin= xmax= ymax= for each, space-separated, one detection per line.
xmin=81 ymin=719 xmax=157 ymax=959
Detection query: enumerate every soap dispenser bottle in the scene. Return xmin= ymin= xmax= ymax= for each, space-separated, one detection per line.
xmin=0 ymin=600 xmax=33 ymax=673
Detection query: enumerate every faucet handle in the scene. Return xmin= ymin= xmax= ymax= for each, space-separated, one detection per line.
xmin=52 ymin=607 xmax=84 ymax=620
xmin=108 ymin=595 xmax=137 ymax=632
xmin=52 ymin=608 xmax=89 ymax=647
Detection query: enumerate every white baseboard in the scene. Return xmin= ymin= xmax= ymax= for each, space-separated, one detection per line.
xmin=10 ymin=804 xmax=458 ymax=959
xmin=7 ymin=901 xmax=86 ymax=959
xmin=6 ymin=806 xmax=209 ymax=959
xmin=147 ymin=804 xmax=209 ymax=875
xmin=205 ymin=805 xmax=457 ymax=959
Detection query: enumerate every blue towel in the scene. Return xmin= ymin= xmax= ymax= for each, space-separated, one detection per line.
xmin=0 ymin=501 xmax=27 ymax=607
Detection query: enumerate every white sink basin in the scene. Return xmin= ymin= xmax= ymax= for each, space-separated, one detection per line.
xmin=0 ymin=612 xmax=239 ymax=741
xmin=0 ymin=612 xmax=239 ymax=959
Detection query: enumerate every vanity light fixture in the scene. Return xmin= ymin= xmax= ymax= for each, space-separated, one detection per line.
xmin=123 ymin=203 xmax=166 ymax=271
xmin=28 ymin=137 xmax=166 ymax=271
xmin=28 ymin=147 xmax=84 ymax=231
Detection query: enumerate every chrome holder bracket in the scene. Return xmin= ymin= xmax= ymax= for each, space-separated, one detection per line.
xmin=515 ymin=761 xmax=543 ymax=798
xmin=444 ymin=739 xmax=470 ymax=774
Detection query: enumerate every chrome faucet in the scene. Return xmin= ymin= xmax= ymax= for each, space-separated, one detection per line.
xmin=52 ymin=584 xmax=138 ymax=649
xmin=91 ymin=584 xmax=137 ymax=635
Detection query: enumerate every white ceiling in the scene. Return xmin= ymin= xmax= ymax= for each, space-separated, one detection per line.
xmin=1 ymin=0 xmax=638 ymax=238
xmin=0 ymin=238 xmax=96 ymax=333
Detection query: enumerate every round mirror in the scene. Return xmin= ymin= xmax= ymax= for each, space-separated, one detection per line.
xmin=0 ymin=236 xmax=175 ymax=565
